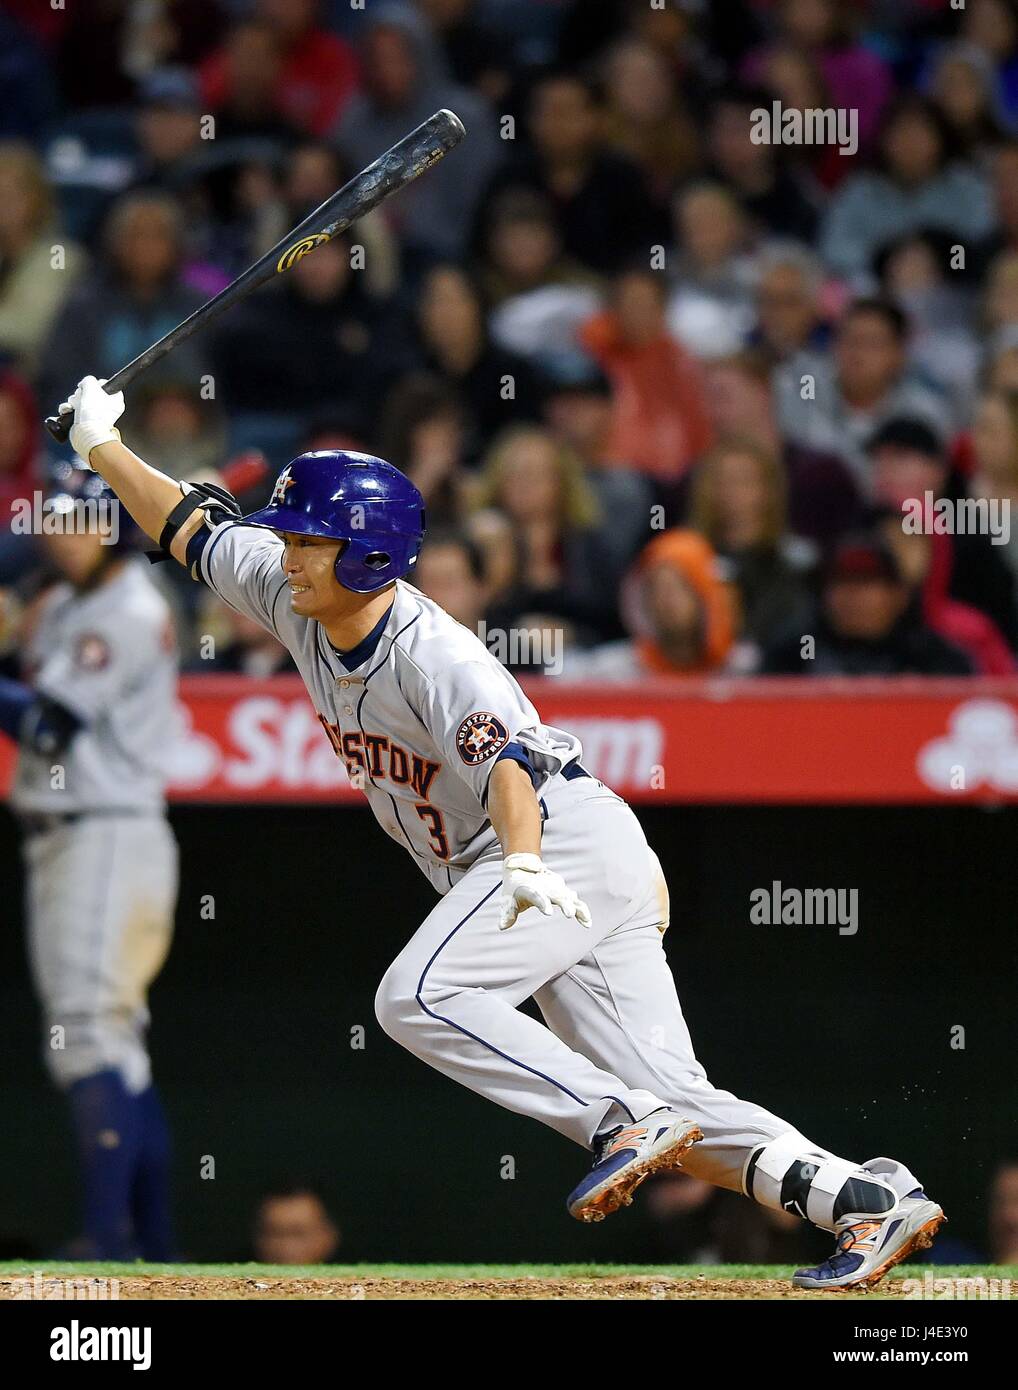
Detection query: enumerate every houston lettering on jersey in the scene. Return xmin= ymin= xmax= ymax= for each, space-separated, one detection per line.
xmin=317 ymin=715 xmax=441 ymax=798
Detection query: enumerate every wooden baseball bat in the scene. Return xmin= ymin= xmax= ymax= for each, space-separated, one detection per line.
xmin=45 ymin=108 xmax=466 ymax=442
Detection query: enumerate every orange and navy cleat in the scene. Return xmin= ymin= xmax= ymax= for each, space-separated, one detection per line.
xmin=567 ymin=1108 xmax=703 ymax=1223
xmin=792 ymin=1189 xmax=946 ymax=1291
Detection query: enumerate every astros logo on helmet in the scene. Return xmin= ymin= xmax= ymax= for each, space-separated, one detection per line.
xmin=270 ymin=468 xmax=296 ymax=504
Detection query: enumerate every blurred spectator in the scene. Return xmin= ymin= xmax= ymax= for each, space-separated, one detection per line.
xmin=252 ymin=1183 xmax=340 ymax=1265
xmin=972 ymin=141 xmax=1018 ymax=278
xmin=414 ymin=264 xmax=538 ymax=461
xmin=470 ymin=425 xmax=620 ymax=649
xmin=699 ymin=352 xmax=862 ymax=546
xmin=775 ymin=297 xmax=952 ymax=490
xmin=0 ymin=370 xmax=43 ymax=584
xmin=751 ymin=41 xmax=846 ymax=192
xmin=122 ymin=0 xmax=228 ymax=75
xmin=960 ymin=0 xmax=1018 ymax=124
xmin=989 ymin=1157 xmax=1018 ymax=1263
xmin=481 ymin=184 xmax=600 ymax=302
xmin=201 ymin=0 xmax=358 ymax=138
xmin=192 ymin=603 xmax=295 ymax=676
xmin=704 ymin=85 xmax=820 ymax=243
xmin=0 ymin=9 xmax=57 ymax=140
xmin=131 ymin=68 xmax=206 ymax=192
xmin=762 ymin=533 xmax=974 ymax=675
xmin=749 ymin=240 xmax=829 ymax=366
xmin=199 ymin=22 xmax=302 ymax=145
xmin=601 ymin=37 xmax=700 ymax=209
xmin=481 ymin=189 xmax=602 ymax=358
xmin=689 ymin=439 xmax=816 ymax=662
xmin=537 ymin=349 xmax=653 ymax=580
xmin=983 ymin=248 xmax=1018 ymax=340
xmin=127 ymin=67 xmax=279 ymax=287
xmin=414 ymin=527 xmax=487 ymax=632
xmin=580 ymin=266 xmax=713 ymax=489
xmin=743 ymin=0 xmax=893 ymax=157
xmin=928 ymin=42 xmax=1009 ymax=164
xmin=0 ymin=143 xmax=86 ymax=379
xmin=969 ymin=388 xmax=1018 ymax=602
xmin=211 ymin=234 xmax=402 ymax=432
xmin=125 ymin=381 xmax=228 ymax=482
xmin=985 ymin=329 xmax=1018 ymax=392
xmin=479 ymin=69 xmax=662 ymax=275
xmin=376 ymin=372 xmax=468 ymax=524
xmin=415 ymin=0 xmax=515 ymax=105
xmin=335 ymin=4 xmax=499 ymax=262
xmin=52 ymin=3 xmax=141 ymax=109
xmin=874 ymin=230 xmax=981 ymax=422
xmin=562 ymin=529 xmax=736 ymax=679
xmin=819 ymin=96 xmax=994 ymax=283
xmin=667 ymin=180 xmax=756 ymax=356
xmin=867 ymin=416 xmax=1018 ymax=657
xmin=39 ymin=191 xmax=211 ymax=414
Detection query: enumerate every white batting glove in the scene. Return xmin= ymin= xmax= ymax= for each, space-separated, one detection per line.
xmin=58 ymin=376 xmax=125 ymax=460
xmin=498 ymin=852 xmax=592 ymax=931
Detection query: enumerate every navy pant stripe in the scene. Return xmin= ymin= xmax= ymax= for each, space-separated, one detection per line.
xmin=414 ymin=884 xmax=592 ymax=1108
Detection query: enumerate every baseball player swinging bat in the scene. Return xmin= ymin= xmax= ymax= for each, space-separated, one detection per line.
xmin=43 ymin=108 xmax=466 ymax=442
xmin=47 ymin=105 xmax=946 ymax=1287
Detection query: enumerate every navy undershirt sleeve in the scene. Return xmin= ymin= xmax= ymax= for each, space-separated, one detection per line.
xmin=493 ymin=741 xmax=539 ymax=788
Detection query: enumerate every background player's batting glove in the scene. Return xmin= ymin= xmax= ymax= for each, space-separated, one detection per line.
xmin=58 ymin=376 xmax=125 ymax=461
xmin=499 ymin=852 xmax=592 ymax=931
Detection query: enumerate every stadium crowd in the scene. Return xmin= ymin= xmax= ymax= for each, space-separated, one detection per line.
xmin=3 ymin=0 xmax=1018 ymax=678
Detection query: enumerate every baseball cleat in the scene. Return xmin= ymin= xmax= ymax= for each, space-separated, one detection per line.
xmin=567 ymin=1108 xmax=703 ymax=1223
xmin=792 ymin=1189 xmax=946 ymax=1292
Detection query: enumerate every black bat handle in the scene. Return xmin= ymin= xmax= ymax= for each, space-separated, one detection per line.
xmin=44 ymin=413 xmax=72 ymax=443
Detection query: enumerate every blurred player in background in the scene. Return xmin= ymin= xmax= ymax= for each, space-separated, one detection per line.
xmin=0 ymin=459 xmax=179 ymax=1258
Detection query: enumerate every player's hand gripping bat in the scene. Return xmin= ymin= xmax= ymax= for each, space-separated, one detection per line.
xmin=44 ymin=109 xmax=466 ymax=442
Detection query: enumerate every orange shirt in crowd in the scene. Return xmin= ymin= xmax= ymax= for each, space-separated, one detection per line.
xmin=636 ymin=529 xmax=735 ymax=673
xmin=580 ymin=312 xmax=713 ymax=482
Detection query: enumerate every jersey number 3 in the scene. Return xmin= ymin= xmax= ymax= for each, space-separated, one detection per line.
xmin=415 ymin=803 xmax=450 ymax=859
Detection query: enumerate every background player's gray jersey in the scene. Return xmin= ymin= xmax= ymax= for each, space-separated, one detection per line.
xmin=199 ymin=522 xmax=582 ymax=892
xmin=12 ymin=561 xmax=177 ymax=814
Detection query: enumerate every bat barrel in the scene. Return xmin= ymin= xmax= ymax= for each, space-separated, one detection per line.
xmin=44 ymin=109 xmax=466 ymax=444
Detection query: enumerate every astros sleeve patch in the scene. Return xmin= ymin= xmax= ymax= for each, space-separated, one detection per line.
xmin=456 ymin=712 xmax=509 ymax=765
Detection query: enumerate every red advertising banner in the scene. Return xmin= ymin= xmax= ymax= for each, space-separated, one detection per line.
xmin=3 ymin=676 xmax=1018 ymax=804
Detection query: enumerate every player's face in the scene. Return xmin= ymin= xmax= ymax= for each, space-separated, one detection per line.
xmin=42 ymin=529 xmax=111 ymax=586
xmin=278 ymin=531 xmax=347 ymax=616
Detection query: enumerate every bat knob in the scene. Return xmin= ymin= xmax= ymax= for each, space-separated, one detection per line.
xmin=45 ymin=411 xmax=73 ymax=444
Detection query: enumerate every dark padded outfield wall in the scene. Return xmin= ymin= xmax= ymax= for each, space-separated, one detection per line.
xmin=1 ymin=803 xmax=1013 ymax=1263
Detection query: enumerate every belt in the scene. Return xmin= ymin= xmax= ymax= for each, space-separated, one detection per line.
xmin=18 ymin=809 xmax=156 ymax=836
xmin=561 ymin=760 xmax=592 ymax=782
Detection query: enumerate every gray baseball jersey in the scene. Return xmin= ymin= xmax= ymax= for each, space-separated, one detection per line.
xmin=12 ymin=560 xmax=177 ymax=814
xmin=198 ymin=522 xmax=582 ymax=893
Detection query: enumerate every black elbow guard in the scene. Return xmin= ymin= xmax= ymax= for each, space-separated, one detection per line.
xmin=148 ymin=482 xmax=243 ymax=565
